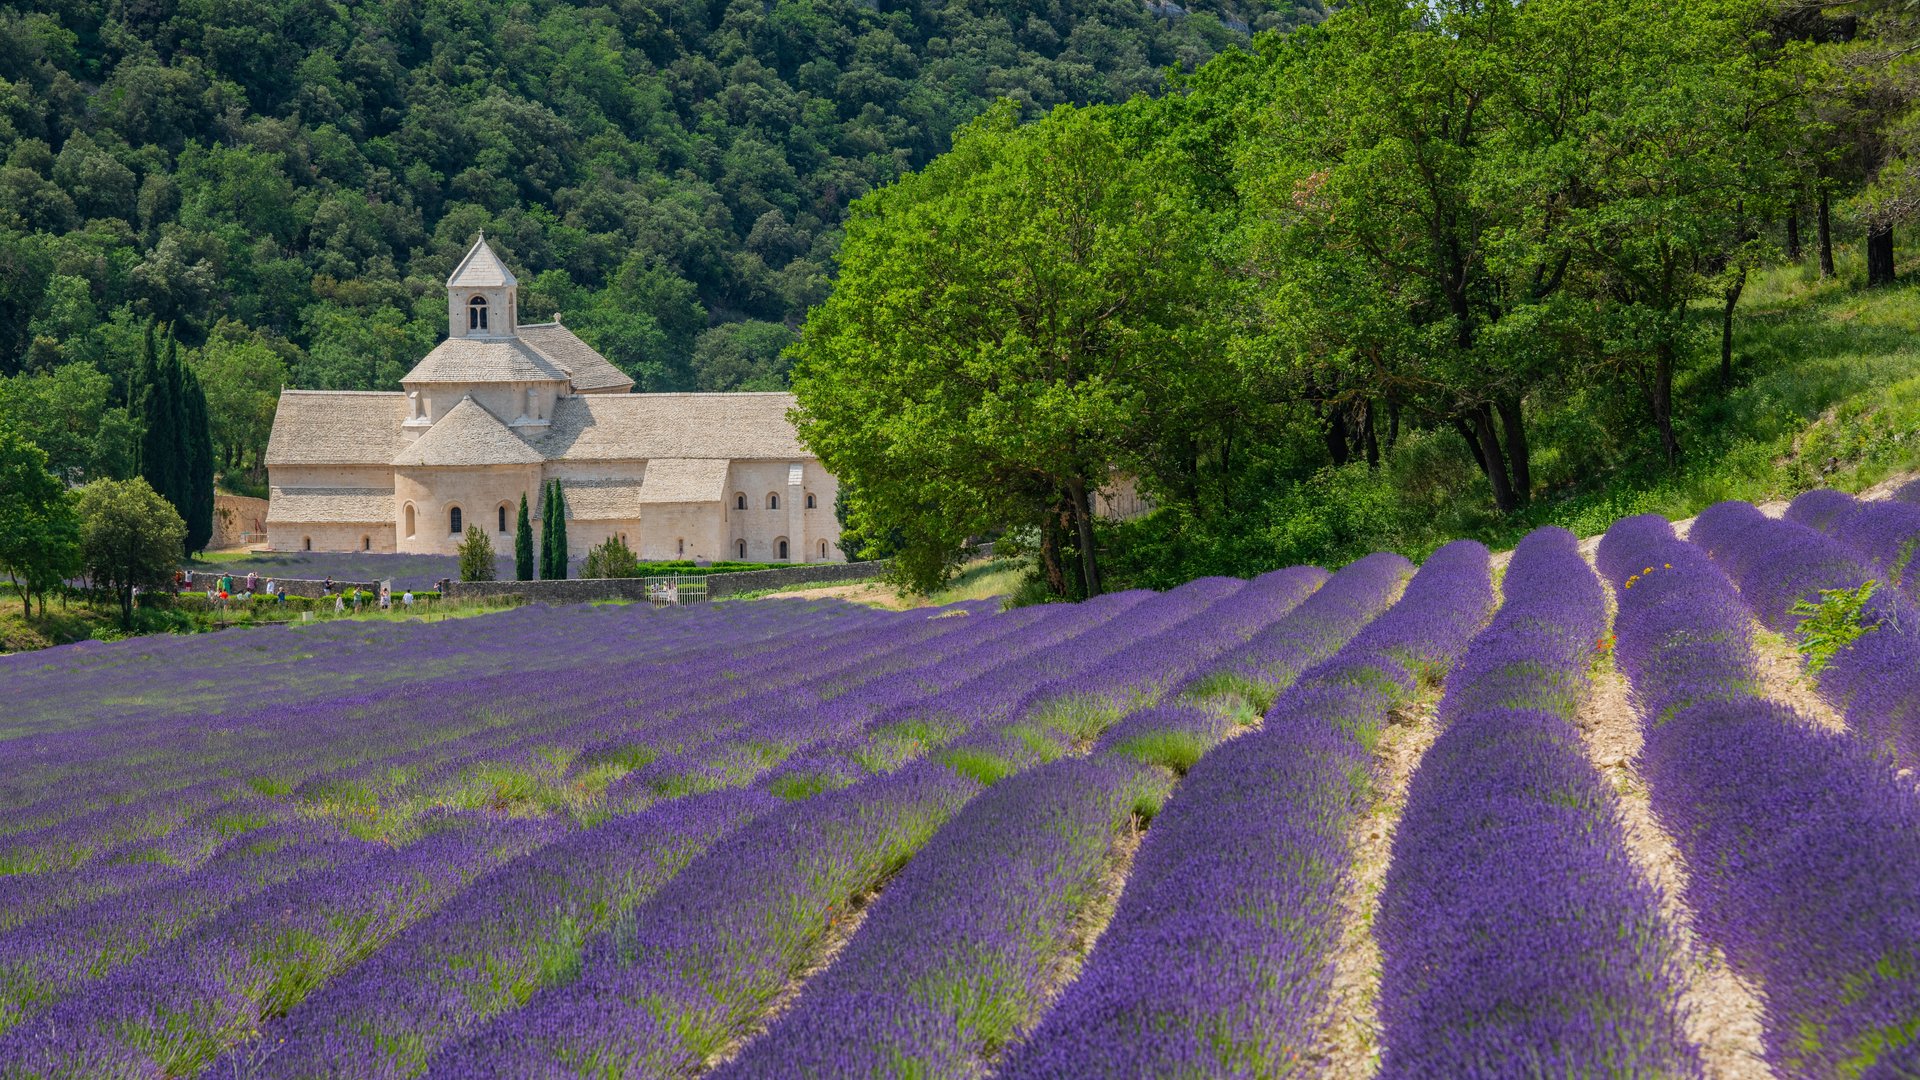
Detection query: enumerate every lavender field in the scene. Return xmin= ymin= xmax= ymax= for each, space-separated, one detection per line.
xmin=4 ymin=497 xmax=1919 ymax=1079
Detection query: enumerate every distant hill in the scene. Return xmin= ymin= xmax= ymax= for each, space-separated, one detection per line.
xmin=0 ymin=0 xmax=1321 ymax=395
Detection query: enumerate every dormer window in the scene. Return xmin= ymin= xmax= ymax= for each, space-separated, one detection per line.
xmin=469 ymin=295 xmax=489 ymax=331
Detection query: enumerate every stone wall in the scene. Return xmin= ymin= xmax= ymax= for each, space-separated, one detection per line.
xmin=442 ymin=559 xmax=887 ymax=604
xmin=179 ymin=573 xmax=377 ymax=598
xmin=212 ymin=494 xmax=269 ymax=549
xmin=704 ymin=560 xmax=887 ymax=598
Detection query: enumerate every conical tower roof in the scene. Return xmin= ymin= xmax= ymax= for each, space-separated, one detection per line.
xmin=448 ymin=234 xmax=517 ymax=289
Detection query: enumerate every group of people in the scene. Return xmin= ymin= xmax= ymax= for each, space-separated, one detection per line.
xmin=172 ymin=569 xmax=285 ymax=605
xmin=160 ymin=568 xmax=425 ymax=617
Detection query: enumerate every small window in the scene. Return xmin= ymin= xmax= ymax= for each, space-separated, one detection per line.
xmin=820 ymin=540 xmax=828 ymax=558
xmin=677 ymin=538 xmax=685 ymax=556
xmin=498 ymin=505 xmax=508 ymax=532
xmin=404 ymin=503 xmax=416 ymax=539
xmin=805 ymin=493 xmax=816 ymax=509
xmin=767 ymin=493 xmax=779 ymax=510
xmin=362 ymin=536 xmax=371 ymax=551
xmin=778 ymin=539 xmax=789 ymax=560
xmin=450 ymin=506 xmax=463 ymax=534
xmin=469 ymin=295 xmax=488 ymax=331
xmin=738 ymin=539 xmax=747 ymax=559
xmin=303 ymin=536 xmax=312 ymax=551
xmin=735 ymin=493 xmax=746 ymax=510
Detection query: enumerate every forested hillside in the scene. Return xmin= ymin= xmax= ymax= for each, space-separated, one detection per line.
xmin=0 ymin=0 xmax=1317 ymax=482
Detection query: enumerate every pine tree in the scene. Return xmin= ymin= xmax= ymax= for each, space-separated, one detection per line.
xmin=515 ymin=492 xmax=534 ymax=581
xmin=181 ymin=364 xmax=215 ymax=555
xmin=550 ymin=480 xmax=568 ymax=579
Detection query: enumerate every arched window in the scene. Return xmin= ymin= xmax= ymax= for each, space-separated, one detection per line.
xmin=498 ymin=505 xmax=508 ymax=532
xmin=404 ymin=503 xmax=416 ymax=539
xmin=362 ymin=536 xmax=371 ymax=551
xmin=468 ymin=295 xmax=488 ymax=331
xmin=677 ymin=538 xmax=685 ymax=556
xmin=738 ymin=539 xmax=747 ymax=559
xmin=735 ymin=493 xmax=746 ymax=510
xmin=767 ymin=493 xmax=779 ymax=510
xmin=449 ymin=506 xmax=463 ymax=534
xmin=820 ymin=540 xmax=828 ymax=559
xmin=777 ymin=538 xmax=789 ymax=560
xmin=303 ymin=536 xmax=312 ymax=551
xmin=805 ymin=493 xmax=817 ymax=509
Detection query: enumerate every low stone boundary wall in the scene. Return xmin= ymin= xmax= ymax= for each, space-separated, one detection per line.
xmin=442 ymin=560 xmax=888 ymax=605
xmin=179 ymin=574 xmax=378 ymax=599
xmin=705 ymin=560 xmax=888 ymax=598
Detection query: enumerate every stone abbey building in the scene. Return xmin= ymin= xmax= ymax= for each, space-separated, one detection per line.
xmin=264 ymin=237 xmax=844 ymax=563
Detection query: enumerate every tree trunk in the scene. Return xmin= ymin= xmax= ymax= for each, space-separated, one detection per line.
xmin=1362 ymin=399 xmax=1380 ymax=469
xmin=1453 ymin=416 xmax=1488 ymax=477
xmin=1386 ymin=399 xmax=1400 ymax=455
xmin=1495 ymin=397 xmax=1529 ymax=506
xmin=120 ymin=584 xmax=134 ymax=628
xmin=1720 ymin=268 xmax=1746 ymax=389
xmin=1039 ymin=506 xmax=1070 ymax=598
xmin=1471 ymin=406 xmax=1516 ymax=512
xmin=1653 ymin=341 xmax=1680 ymax=467
xmin=1323 ymin=406 xmax=1350 ymax=467
xmin=1818 ymin=189 xmax=1836 ymax=277
xmin=1867 ymin=223 xmax=1896 ymax=287
xmin=1786 ymin=208 xmax=1802 ymax=262
xmin=1066 ymin=477 xmax=1102 ymax=598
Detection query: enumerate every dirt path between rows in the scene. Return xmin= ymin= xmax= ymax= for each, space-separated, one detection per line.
xmin=1310 ymin=685 xmax=1444 ymax=1079
xmin=1576 ymin=546 xmax=1775 ymax=1079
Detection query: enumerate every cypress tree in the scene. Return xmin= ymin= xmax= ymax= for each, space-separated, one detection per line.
xmin=551 ymin=480 xmax=568 ymax=578
xmin=137 ymin=322 xmax=180 ymax=511
xmin=182 ymin=364 xmax=215 ymax=555
xmin=515 ymin=492 xmax=534 ymax=581
xmin=539 ymin=479 xmax=556 ymax=579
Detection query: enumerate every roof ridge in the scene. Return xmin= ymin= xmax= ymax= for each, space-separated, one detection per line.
xmin=279 ymin=389 xmax=406 ymax=397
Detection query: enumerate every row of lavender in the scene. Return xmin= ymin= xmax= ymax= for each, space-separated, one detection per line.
xmin=2 ymin=554 xmax=1361 ymax=1076
xmin=1377 ymin=528 xmax=1693 ymax=1075
xmin=1603 ymin=510 xmax=1920 ymax=1077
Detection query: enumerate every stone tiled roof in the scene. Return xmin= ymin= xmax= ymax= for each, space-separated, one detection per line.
xmin=535 ymin=393 xmax=807 ymax=461
xmin=402 ymin=337 xmax=569 ymax=385
xmin=265 ymin=391 xmax=409 ymax=466
xmin=638 ymin=459 xmax=729 ymax=504
xmin=392 ymin=396 xmax=545 ymax=467
xmin=265 ymin=487 xmax=394 ymax=524
xmin=557 ymin=478 xmax=646 ymax=520
xmin=516 ymin=323 xmax=634 ymax=393
xmin=448 ymin=236 xmax=516 ymax=288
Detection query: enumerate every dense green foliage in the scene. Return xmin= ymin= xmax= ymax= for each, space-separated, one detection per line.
xmin=801 ymin=0 xmax=1920 ymax=597
xmin=0 ymin=422 xmax=81 ymax=616
xmin=0 ymin=0 xmax=1318 ymax=484
xmin=131 ymin=322 xmax=214 ymax=552
xmin=75 ymin=476 xmax=186 ymax=625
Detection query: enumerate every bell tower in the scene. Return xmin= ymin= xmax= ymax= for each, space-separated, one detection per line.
xmin=446 ymin=233 xmax=519 ymax=339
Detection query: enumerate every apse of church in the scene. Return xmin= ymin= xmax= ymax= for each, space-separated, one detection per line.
xmin=263 ymin=236 xmax=843 ymax=564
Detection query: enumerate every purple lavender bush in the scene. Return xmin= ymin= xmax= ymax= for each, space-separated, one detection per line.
xmin=1000 ymin=541 xmax=1493 ymax=1078
xmin=1375 ymin=527 xmax=1697 ymax=1077
xmin=1600 ymin=513 xmax=1920 ymax=1077
xmin=1695 ymin=497 xmax=1920 ymax=768
xmin=715 ymin=757 xmax=1167 ymax=1078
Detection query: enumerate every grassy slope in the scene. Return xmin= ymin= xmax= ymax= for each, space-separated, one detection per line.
xmin=1422 ymin=256 xmax=1920 ymax=552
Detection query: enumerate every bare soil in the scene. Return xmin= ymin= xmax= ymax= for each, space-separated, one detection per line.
xmin=1576 ymin=658 xmax=1774 ymax=1080
xmin=1310 ymin=685 xmax=1445 ymax=1080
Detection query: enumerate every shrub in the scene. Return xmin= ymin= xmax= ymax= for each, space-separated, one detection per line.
xmin=583 ymin=535 xmax=641 ymax=579
xmin=458 ymin=525 xmax=496 ymax=582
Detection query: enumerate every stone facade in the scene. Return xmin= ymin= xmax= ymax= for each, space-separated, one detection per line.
xmin=264 ymin=236 xmax=845 ymax=563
